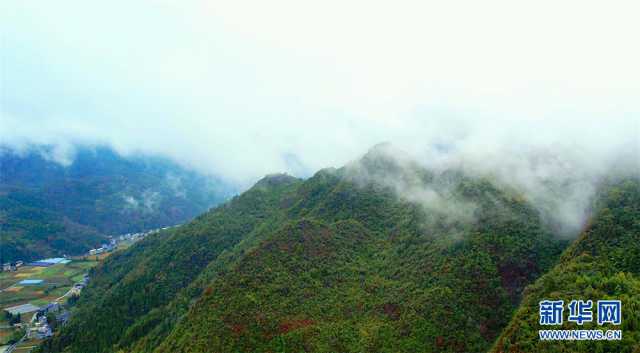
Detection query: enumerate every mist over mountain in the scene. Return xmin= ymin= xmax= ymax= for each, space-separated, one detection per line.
xmin=36 ymin=145 xmax=638 ymax=353
xmin=493 ymin=178 xmax=640 ymax=352
xmin=1 ymin=1 xmax=639 ymax=352
xmin=0 ymin=144 xmax=235 ymax=262
xmin=2 ymin=2 xmax=638 ymax=186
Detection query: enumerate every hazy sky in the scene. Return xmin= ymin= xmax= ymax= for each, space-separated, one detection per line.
xmin=1 ymin=0 xmax=638 ymax=185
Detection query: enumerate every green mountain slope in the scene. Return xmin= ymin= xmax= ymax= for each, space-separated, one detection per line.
xmin=492 ymin=178 xmax=640 ymax=353
xmin=0 ymin=145 xmax=233 ymax=262
xmin=149 ymin=168 xmax=564 ymax=353
xmin=0 ymin=189 xmax=105 ymax=261
xmin=39 ymin=174 xmax=301 ymax=353
xmin=40 ymin=147 xmax=569 ymax=353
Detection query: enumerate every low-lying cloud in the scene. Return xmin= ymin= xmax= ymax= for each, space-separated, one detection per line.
xmin=122 ymin=191 xmax=162 ymax=214
xmin=346 ymin=142 xmax=632 ymax=238
xmin=1 ymin=0 xmax=638 ymax=233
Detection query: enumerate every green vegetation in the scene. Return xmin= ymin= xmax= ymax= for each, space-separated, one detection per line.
xmin=1 ymin=260 xmax=98 ymax=350
xmin=46 ymin=312 xmax=58 ymax=331
xmin=39 ymin=147 xmax=581 ymax=353
xmin=39 ymin=174 xmax=301 ymax=353
xmin=0 ymin=190 xmax=105 ymax=263
xmin=0 ymin=260 xmax=97 ymax=309
xmin=1 ymin=326 xmax=25 ymax=345
xmin=492 ymin=179 xmax=640 ymax=353
xmin=28 ymin=144 xmax=638 ymax=353
xmin=4 ymin=311 xmax=21 ymax=326
xmin=0 ymin=145 xmax=233 ymax=262
xmin=151 ymin=172 xmax=565 ymax=353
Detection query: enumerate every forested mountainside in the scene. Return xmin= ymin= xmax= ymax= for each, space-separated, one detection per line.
xmin=492 ymin=178 xmax=640 ymax=353
xmin=0 ymin=145 xmax=233 ymax=262
xmin=0 ymin=189 xmax=105 ymax=262
xmin=40 ymin=146 xmax=576 ymax=353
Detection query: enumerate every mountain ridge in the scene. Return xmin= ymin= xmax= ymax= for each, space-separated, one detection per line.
xmin=38 ymin=147 xmax=590 ymax=353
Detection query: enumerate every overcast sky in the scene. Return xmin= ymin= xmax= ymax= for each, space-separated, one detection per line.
xmin=1 ymin=0 xmax=638 ymax=185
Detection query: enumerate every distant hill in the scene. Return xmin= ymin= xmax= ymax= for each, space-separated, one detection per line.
xmin=40 ymin=145 xmax=582 ymax=353
xmin=0 ymin=145 xmax=234 ymax=262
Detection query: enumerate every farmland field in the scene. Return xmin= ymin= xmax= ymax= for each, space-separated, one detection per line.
xmin=1 ymin=260 xmax=98 ymax=350
xmin=0 ymin=260 xmax=98 ymax=310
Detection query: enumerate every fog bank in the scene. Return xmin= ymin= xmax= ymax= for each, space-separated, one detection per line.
xmin=1 ymin=0 xmax=638 ymax=233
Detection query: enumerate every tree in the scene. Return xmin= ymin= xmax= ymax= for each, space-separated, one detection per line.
xmin=47 ymin=312 xmax=58 ymax=331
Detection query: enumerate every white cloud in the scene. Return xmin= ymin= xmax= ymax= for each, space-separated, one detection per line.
xmin=0 ymin=0 xmax=638 ymax=189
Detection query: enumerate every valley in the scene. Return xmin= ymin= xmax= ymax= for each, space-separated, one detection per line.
xmin=1 ymin=219 xmax=181 ymax=353
xmin=0 ymin=145 xmax=234 ymax=263
xmin=0 ymin=259 xmax=96 ymax=353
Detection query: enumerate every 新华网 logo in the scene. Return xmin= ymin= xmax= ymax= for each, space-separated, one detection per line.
xmin=538 ymin=299 xmax=622 ymax=341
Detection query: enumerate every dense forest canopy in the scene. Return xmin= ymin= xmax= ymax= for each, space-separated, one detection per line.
xmin=38 ymin=146 xmax=639 ymax=353
xmin=492 ymin=179 xmax=640 ymax=353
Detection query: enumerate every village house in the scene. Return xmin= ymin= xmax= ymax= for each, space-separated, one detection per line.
xmin=2 ymin=262 xmax=16 ymax=272
xmin=28 ymin=315 xmax=52 ymax=339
